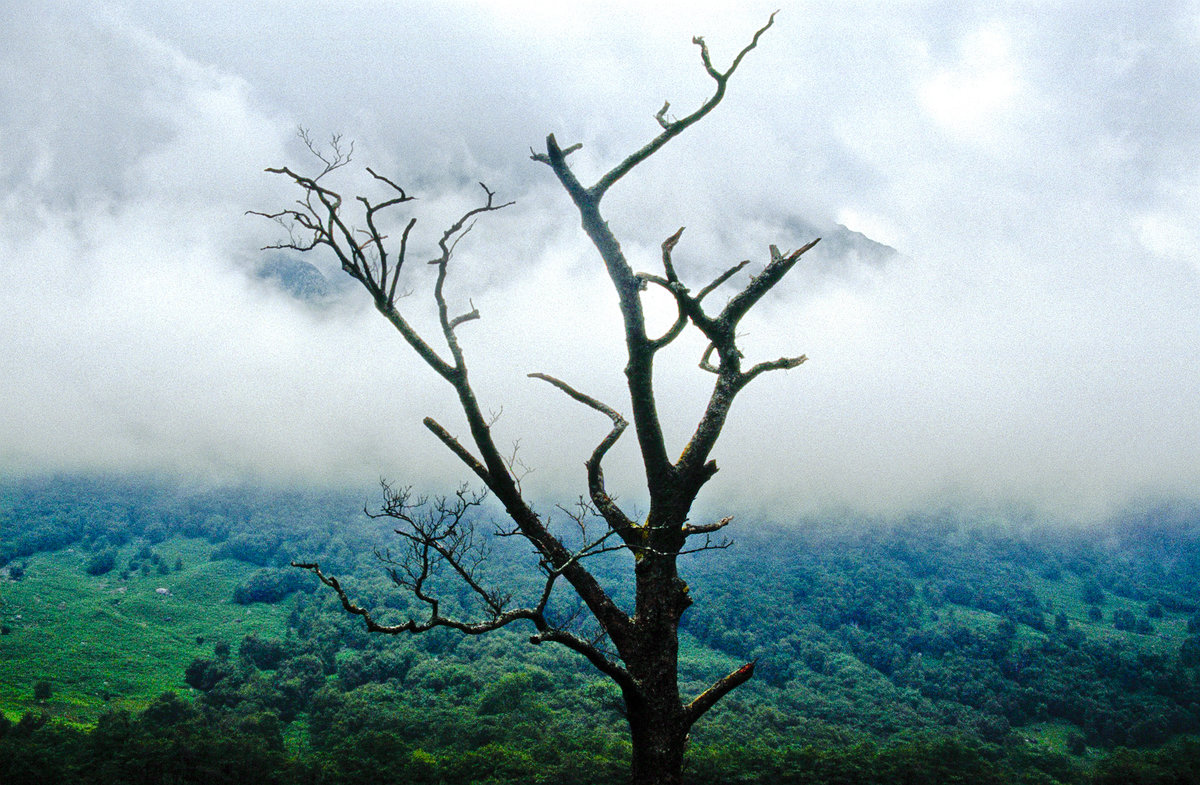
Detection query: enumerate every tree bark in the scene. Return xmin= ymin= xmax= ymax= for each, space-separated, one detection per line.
xmin=628 ymin=702 xmax=688 ymax=785
xmin=622 ymin=546 xmax=693 ymax=784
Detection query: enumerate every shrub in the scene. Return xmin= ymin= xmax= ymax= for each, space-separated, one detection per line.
xmin=1113 ymin=609 xmax=1137 ymax=632
xmin=1081 ymin=580 xmax=1105 ymax=605
xmin=1188 ymin=611 xmax=1200 ymax=634
xmin=240 ymin=635 xmax=292 ymax=670
xmin=185 ymin=658 xmax=232 ymax=691
xmin=1181 ymin=636 xmax=1200 ymax=667
xmin=213 ymin=533 xmax=283 ymax=567
xmin=1067 ymin=732 xmax=1087 ymax=755
xmin=233 ymin=568 xmax=311 ymax=605
xmin=85 ymin=548 xmax=118 ymax=576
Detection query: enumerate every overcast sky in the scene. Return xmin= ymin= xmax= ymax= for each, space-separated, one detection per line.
xmin=3 ymin=0 xmax=1200 ymax=525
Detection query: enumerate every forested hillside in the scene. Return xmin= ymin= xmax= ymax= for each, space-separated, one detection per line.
xmin=3 ymin=476 xmax=1200 ymax=783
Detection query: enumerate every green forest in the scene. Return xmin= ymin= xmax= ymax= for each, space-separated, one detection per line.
xmin=3 ymin=475 xmax=1200 ymax=784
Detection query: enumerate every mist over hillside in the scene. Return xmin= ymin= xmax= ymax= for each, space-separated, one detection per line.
xmin=4 ymin=2 xmax=1200 ymax=525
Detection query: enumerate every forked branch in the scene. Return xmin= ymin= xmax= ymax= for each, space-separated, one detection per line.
xmin=588 ymin=12 xmax=778 ymax=199
xmin=294 ymin=482 xmax=634 ymax=689
xmin=528 ymin=372 xmax=636 ymax=538
xmin=251 ymin=137 xmax=513 ymax=385
xmin=718 ymin=238 xmax=820 ymax=331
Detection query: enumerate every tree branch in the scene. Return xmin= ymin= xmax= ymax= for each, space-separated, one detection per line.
xmin=589 ymin=12 xmax=777 ymax=200
xmin=292 ymin=560 xmax=537 ymax=636
xmin=645 ymin=227 xmax=692 ymax=350
xmin=297 ymin=481 xmax=636 ymax=683
xmin=423 ymin=417 xmax=492 ymax=485
xmin=674 ymin=237 xmax=818 ymax=487
xmin=696 ymin=260 xmax=751 ymax=302
xmin=684 ymin=660 xmax=757 ymax=727
xmin=251 ymin=142 xmax=463 ymax=380
xmin=654 ymin=101 xmax=673 ymax=130
xmin=427 ymin=183 xmax=514 ymax=373
xmin=528 ymin=373 xmax=636 ymax=538
xmin=372 ymin=485 xmax=500 ymax=611
xmin=718 ymin=237 xmax=820 ymax=331
xmin=742 ymin=353 xmax=808 ymax=384
xmin=681 ymin=515 xmax=733 ymax=536
xmin=529 ymin=628 xmax=634 ymax=691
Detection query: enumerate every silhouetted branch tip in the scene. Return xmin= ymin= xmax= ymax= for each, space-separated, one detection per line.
xmin=683 ymin=516 xmax=733 ymax=535
xmin=655 ymin=101 xmax=673 ymax=129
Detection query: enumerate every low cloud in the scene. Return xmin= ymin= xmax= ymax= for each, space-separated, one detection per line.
xmin=3 ymin=1 xmax=1200 ymax=526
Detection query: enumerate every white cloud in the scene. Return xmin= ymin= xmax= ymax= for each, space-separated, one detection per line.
xmin=919 ymin=21 xmax=1020 ymax=138
xmin=3 ymin=1 xmax=1200 ymax=525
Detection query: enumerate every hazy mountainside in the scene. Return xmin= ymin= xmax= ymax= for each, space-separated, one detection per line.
xmin=249 ymin=220 xmax=901 ymax=309
xmin=3 ymin=477 xmax=1200 ymax=784
xmin=254 ymin=255 xmax=335 ymax=302
xmin=781 ymin=218 xmax=900 ymax=272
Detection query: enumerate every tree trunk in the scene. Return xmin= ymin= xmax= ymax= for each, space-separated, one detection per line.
xmin=625 ymin=551 xmax=692 ymax=784
xmin=628 ymin=708 xmax=688 ymax=785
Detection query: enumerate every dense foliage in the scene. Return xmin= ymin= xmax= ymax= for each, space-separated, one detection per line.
xmin=3 ymin=477 xmax=1200 ymax=783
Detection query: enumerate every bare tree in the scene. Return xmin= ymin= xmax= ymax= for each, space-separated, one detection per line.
xmin=254 ymin=13 xmax=816 ymax=785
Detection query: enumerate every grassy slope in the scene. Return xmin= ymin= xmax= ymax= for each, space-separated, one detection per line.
xmin=1 ymin=525 xmax=1196 ymax=754
xmin=0 ymin=537 xmax=293 ymax=724
xmin=928 ymin=571 xmax=1193 ymax=755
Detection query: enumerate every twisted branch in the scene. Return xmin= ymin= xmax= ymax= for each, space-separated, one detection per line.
xmin=528 ymin=373 xmax=636 ymax=538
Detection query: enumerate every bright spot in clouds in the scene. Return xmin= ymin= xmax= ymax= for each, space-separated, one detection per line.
xmin=920 ymin=22 xmax=1020 ymax=137
xmin=1135 ymin=212 xmax=1196 ymax=265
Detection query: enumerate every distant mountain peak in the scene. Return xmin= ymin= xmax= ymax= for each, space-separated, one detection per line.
xmin=784 ymin=217 xmax=901 ymax=270
xmin=254 ymin=255 xmax=333 ymax=302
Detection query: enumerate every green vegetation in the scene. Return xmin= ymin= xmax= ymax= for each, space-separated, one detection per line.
xmin=3 ymin=477 xmax=1200 ymax=783
xmin=0 ymin=537 xmax=295 ymax=724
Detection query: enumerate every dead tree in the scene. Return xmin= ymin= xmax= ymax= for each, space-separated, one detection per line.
xmin=254 ymin=13 xmax=816 ymax=785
